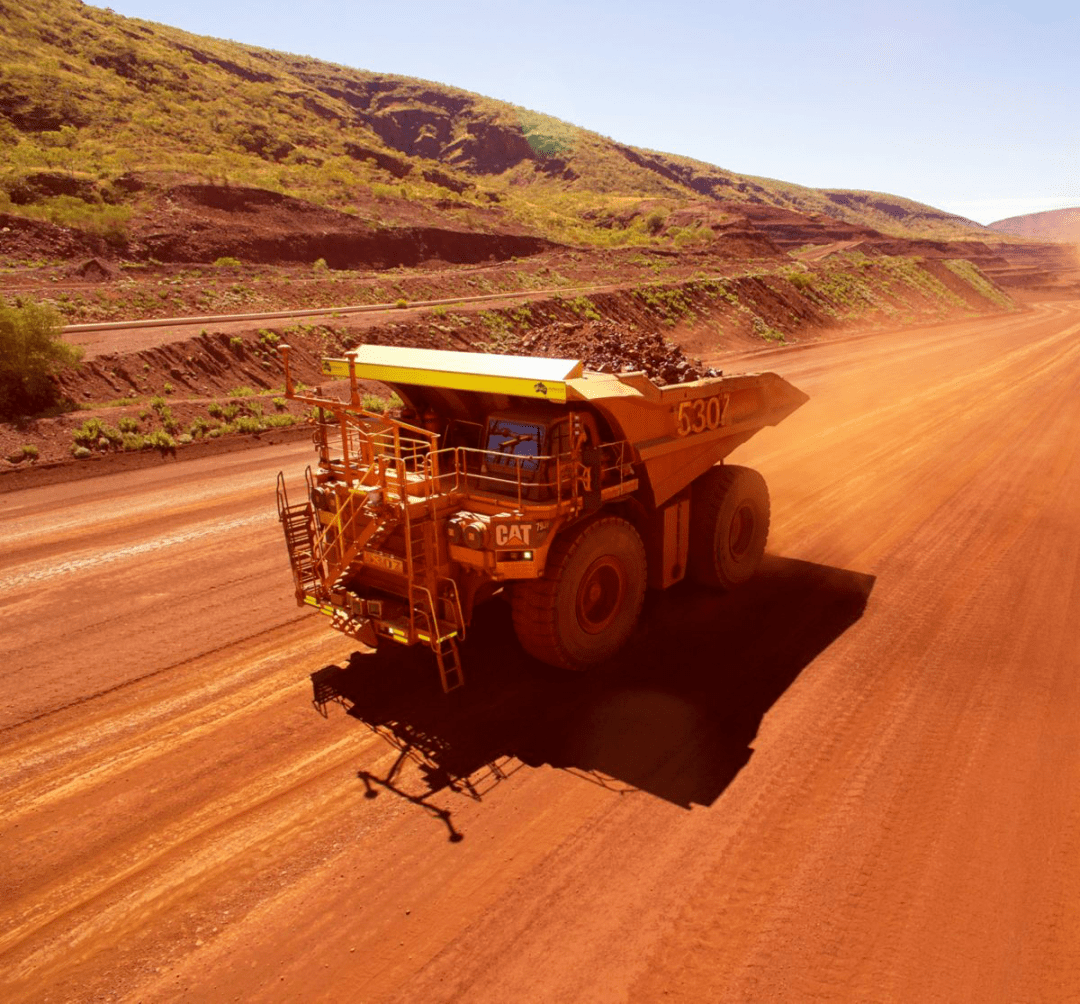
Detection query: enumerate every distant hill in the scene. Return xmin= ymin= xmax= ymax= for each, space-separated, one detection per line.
xmin=0 ymin=0 xmax=998 ymax=249
xmin=987 ymin=208 xmax=1080 ymax=243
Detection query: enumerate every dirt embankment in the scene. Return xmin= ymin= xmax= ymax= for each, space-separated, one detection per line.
xmin=50 ymin=254 xmax=1016 ymax=402
xmin=0 ymin=254 xmax=1016 ymax=487
xmin=0 ymin=182 xmax=559 ymax=271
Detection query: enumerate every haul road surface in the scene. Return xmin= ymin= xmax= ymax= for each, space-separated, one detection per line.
xmin=1 ymin=301 xmax=1079 ymax=1003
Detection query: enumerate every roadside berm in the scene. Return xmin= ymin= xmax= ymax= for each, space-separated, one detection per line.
xmin=0 ymin=253 xmax=1016 ymax=486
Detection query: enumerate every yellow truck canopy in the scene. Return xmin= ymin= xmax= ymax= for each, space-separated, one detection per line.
xmin=323 ymin=345 xmax=587 ymax=403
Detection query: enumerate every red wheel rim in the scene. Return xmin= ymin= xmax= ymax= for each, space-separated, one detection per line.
xmin=575 ymin=556 xmax=626 ymax=634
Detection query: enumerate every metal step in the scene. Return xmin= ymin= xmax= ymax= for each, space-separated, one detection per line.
xmin=434 ymin=637 xmax=464 ymax=693
xmin=280 ymin=500 xmax=322 ymax=601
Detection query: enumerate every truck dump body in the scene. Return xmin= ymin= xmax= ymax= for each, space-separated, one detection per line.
xmin=276 ymin=344 xmax=807 ymax=690
xmin=322 ymin=345 xmax=808 ymax=506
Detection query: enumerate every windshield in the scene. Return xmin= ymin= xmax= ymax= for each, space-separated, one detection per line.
xmin=484 ymin=418 xmax=544 ymax=472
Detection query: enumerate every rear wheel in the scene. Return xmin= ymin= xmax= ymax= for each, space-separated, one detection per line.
xmin=511 ymin=516 xmax=647 ymax=670
xmin=688 ymin=465 xmax=770 ymax=589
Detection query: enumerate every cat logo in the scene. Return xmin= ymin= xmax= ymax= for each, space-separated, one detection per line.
xmin=534 ymin=382 xmax=549 ymax=396
xmin=494 ymin=523 xmax=532 ymax=547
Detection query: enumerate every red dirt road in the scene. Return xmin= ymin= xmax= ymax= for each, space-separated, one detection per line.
xmin=2 ymin=302 xmax=1079 ymax=1003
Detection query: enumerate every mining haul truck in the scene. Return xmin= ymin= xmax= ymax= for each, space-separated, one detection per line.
xmin=275 ymin=343 xmax=808 ymax=692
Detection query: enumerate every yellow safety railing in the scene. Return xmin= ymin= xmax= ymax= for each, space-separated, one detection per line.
xmin=315 ymin=410 xmax=636 ymax=512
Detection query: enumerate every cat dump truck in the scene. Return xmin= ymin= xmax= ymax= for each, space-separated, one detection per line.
xmin=275 ymin=343 xmax=808 ymax=691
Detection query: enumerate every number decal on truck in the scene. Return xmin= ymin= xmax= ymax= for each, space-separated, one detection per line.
xmin=675 ymin=395 xmax=728 ymax=436
xmin=362 ymin=550 xmax=405 ymax=574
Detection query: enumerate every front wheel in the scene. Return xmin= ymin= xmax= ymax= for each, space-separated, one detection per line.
xmin=511 ymin=515 xmax=647 ymax=670
xmin=688 ymin=465 xmax=770 ymax=589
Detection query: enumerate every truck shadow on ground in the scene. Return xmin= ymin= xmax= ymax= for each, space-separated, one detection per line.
xmin=312 ymin=554 xmax=875 ymax=832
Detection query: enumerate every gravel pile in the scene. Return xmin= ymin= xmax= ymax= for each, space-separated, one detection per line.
xmin=518 ymin=322 xmax=720 ymax=386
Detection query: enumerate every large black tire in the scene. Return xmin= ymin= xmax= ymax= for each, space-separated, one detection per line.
xmin=511 ymin=515 xmax=647 ymax=670
xmin=688 ymin=465 xmax=770 ymax=589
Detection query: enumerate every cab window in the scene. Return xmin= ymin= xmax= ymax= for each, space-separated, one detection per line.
xmin=484 ymin=418 xmax=545 ymax=473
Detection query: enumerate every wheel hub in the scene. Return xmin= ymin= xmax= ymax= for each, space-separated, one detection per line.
xmin=727 ymin=503 xmax=755 ymax=559
xmin=575 ymin=556 xmax=626 ymax=635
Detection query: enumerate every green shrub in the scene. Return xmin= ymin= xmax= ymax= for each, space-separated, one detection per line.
xmin=229 ymin=336 xmax=244 ymax=350
xmin=361 ymin=392 xmax=402 ymax=412
xmin=149 ymin=395 xmax=167 ymax=411
xmin=394 ymin=298 xmax=408 ymax=309
xmin=229 ymin=385 xmax=255 ymax=397
xmin=72 ymin=417 xmax=104 ymax=446
xmin=479 ymin=310 xmax=512 ymax=338
xmin=150 ymin=401 xmax=177 ymax=431
xmin=72 ymin=445 xmax=92 ymax=459
xmin=121 ymin=432 xmax=145 ymax=451
xmin=567 ymin=296 xmax=601 ymax=321
xmin=188 ymin=416 xmax=211 ymax=438
xmin=118 ymin=416 xmax=140 ymax=433
xmin=271 ymin=396 xmax=287 ymax=411
xmin=0 ymin=298 xmax=83 ymax=417
xmin=74 ymin=419 xmax=123 ymax=449
xmin=644 ymin=211 xmax=666 ymax=235
xmin=214 ymin=257 xmax=242 ymax=268
xmin=145 ymin=429 xmax=176 ymax=450
xmin=235 ymin=415 xmax=261 ymax=433
xmin=7 ymin=444 xmax=38 ymax=462
xmin=263 ymin=413 xmax=296 ymax=428
xmin=312 ymin=258 xmax=328 ymax=271
xmin=207 ymin=402 xmax=224 ymax=418
xmin=163 ymin=382 xmax=174 ymax=394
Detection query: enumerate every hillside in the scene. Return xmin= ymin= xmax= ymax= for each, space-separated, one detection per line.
xmin=988 ymin=207 xmax=1080 ymax=243
xmin=0 ymin=0 xmax=999 ymax=254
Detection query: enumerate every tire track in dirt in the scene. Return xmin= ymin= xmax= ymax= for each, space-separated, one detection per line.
xmin=0 ymin=442 xmax=315 ymax=730
xmin=625 ymin=302 xmax=1080 ymax=1003
xmin=2 ymin=303 xmax=1080 ymax=1003
xmin=0 ymin=511 xmax=274 ymax=591
xmin=0 ymin=624 xmax=396 ymax=999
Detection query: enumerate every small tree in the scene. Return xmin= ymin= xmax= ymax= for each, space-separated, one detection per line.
xmin=0 ymin=298 xmax=82 ymax=417
xmin=644 ymin=210 xmax=666 ymax=235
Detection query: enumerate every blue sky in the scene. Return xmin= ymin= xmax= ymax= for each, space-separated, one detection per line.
xmin=102 ymin=0 xmax=1078 ymax=224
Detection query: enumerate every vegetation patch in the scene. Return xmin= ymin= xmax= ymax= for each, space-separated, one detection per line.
xmin=0 ymin=298 xmax=82 ymax=418
xmin=7 ymin=443 xmax=39 ymax=463
xmin=943 ymin=259 xmax=1014 ymax=309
